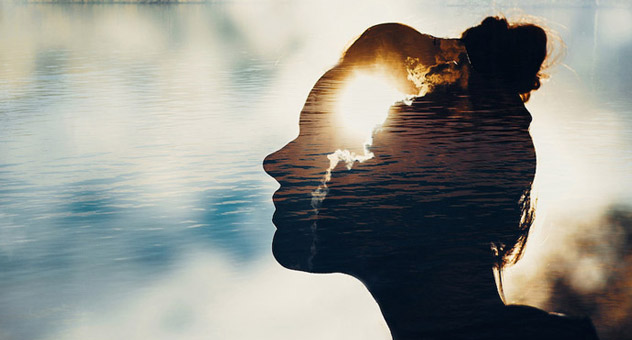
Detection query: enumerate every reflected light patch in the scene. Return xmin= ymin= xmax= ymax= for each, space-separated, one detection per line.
xmin=337 ymin=72 xmax=410 ymax=147
xmin=311 ymin=72 xmax=409 ymax=212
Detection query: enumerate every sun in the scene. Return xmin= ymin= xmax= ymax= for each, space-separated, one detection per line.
xmin=336 ymin=71 xmax=410 ymax=149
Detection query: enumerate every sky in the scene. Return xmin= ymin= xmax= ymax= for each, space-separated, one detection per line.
xmin=0 ymin=1 xmax=631 ymax=339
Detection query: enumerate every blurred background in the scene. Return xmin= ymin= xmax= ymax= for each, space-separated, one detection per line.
xmin=0 ymin=1 xmax=631 ymax=339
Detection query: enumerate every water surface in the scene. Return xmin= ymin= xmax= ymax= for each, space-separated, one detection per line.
xmin=0 ymin=2 xmax=631 ymax=339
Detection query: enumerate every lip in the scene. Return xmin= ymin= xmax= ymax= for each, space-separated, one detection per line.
xmin=271 ymin=209 xmax=281 ymax=230
xmin=270 ymin=190 xmax=283 ymax=227
xmin=270 ymin=189 xmax=317 ymax=230
xmin=271 ymin=189 xmax=282 ymax=206
xmin=271 ymin=189 xmax=294 ymax=230
xmin=271 ymin=206 xmax=307 ymax=230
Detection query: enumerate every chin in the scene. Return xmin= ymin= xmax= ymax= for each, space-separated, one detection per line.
xmin=271 ymin=227 xmax=314 ymax=272
xmin=273 ymin=226 xmax=347 ymax=274
xmin=273 ymin=229 xmax=369 ymax=278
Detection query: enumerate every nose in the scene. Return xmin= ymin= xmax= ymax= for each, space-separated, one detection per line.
xmin=263 ymin=150 xmax=280 ymax=180
xmin=263 ymin=140 xmax=294 ymax=182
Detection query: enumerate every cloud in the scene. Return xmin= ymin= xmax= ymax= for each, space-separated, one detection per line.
xmin=500 ymin=59 xmax=632 ymax=339
xmin=47 ymin=252 xmax=390 ymax=340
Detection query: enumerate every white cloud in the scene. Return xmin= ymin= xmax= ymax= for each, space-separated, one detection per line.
xmin=49 ymin=252 xmax=390 ymax=340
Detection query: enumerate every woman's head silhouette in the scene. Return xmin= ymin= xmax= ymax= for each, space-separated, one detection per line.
xmin=263 ymin=17 xmax=597 ymax=340
xmin=264 ymin=17 xmax=538 ymax=276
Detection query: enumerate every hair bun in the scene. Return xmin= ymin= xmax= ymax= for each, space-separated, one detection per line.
xmin=462 ymin=16 xmax=548 ymax=102
xmin=480 ymin=16 xmax=509 ymax=32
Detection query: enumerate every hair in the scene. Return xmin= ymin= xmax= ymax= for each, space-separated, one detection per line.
xmin=461 ymin=17 xmax=547 ymax=279
xmin=461 ymin=16 xmax=548 ymax=102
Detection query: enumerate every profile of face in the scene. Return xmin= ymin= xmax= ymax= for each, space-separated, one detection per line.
xmin=261 ymin=19 xmax=596 ymax=340
xmin=263 ymin=22 xmax=537 ymax=283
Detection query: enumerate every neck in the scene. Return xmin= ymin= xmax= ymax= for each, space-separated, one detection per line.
xmin=364 ymin=259 xmax=506 ymax=340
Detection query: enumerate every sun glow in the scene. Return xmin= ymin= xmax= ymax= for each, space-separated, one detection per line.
xmin=311 ymin=72 xmax=410 ymax=212
xmin=337 ymin=72 xmax=410 ymax=147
